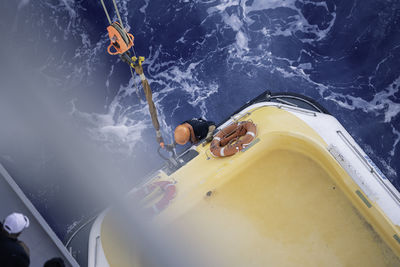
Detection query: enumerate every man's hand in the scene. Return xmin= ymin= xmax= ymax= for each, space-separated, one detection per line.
xmin=205 ymin=134 xmax=213 ymax=143
xmin=164 ymin=143 xmax=175 ymax=151
xmin=205 ymin=125 xmax=216 ymax=143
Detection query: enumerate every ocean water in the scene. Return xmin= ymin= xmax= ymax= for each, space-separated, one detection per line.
xmin=1 ymin=0 xmax=399 ymax=239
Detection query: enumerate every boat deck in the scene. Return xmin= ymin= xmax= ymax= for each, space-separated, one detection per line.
xmin=99 ymin=106 xmax=400 ymax=266
xmin=171 ymin=145 xmax=399 ymax=266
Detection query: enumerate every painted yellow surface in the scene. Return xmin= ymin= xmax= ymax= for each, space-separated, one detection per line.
xmin=101 ymin=216 xmax=143 ymax=267
xmin=102 ymin=106 xmax=400 ymax=266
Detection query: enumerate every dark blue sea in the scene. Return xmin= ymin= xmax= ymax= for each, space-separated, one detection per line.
xmin=0 ymin=0 xmax=399 ymax=240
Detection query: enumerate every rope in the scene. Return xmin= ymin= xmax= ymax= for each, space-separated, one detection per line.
xmin=99 ymin=0 xmax=112 ymax=24
xmin=131 ymin=46 xmax=138 ymax=58
xmin=99 ymin=0 xmax=166 ymax=147
xmin=130 ymin=66 xmax=141 ymax=100
xmin=112 ymin=0 xmax=125 ymax=29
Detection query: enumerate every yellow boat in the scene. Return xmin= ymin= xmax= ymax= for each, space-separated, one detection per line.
xmin=69 ymin=92 xmax=400 ymax=266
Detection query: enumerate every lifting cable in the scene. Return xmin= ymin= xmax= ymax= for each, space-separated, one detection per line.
xmin=99 ymin=0 xmax=168 ymax=149
xmin=99 ymin=0 xmax=112 ymax=25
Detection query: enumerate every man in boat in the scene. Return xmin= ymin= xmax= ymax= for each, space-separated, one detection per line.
xmin=174 ymin=118 xmax=216 ymax=145
xmin=0 ymin=213 xmax=30 ymax=267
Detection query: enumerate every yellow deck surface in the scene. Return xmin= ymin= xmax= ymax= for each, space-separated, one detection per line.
xmin=102 ymin=107 xmax=400 ymax=266
xmin=170 ymin=147 xmax=400 ymax=266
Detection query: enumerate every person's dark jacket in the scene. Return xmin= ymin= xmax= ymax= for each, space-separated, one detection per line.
xmin=43 ymin=257 xmax=65 ymax=267
xmin=0 ymin=223 xmax=30 ymax=267
xmin=185 ymin=118 xmax=215 ymax=141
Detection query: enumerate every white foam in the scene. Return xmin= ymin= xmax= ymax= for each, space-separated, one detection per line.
xmin=207 ymin=0 xmax=240 ymax=14
xmin=140 ymin=0 xmax=150 ymax=14
xmin=248 ymin=0 xmax=334 ymax=42
xmin=327 ymin=76 xmax=400 ymax=123
xmin=150 ymin=57 xmax=219 ymax=117
xmin=203 ymin=0 xmax=337 ymax=66
xmin=236 ymin=31 xmax=249 ymax=52
xmin=70 ymin=77 xmax=158 ymax=154
xmin=245 ymin=0 xmax=296 ymax=12
xmin=222 ymin=13 xmax=243 ymax=31
xmin=105 ymin=65 xmax=114 ymax=89
xmin=390 ymin=125 xmax=400 ymax=157
xmin=220 ymin=12 xmax=249 ymax=54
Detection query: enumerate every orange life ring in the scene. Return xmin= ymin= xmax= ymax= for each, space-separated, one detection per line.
xmin=133 ymin=181 xmax=176 ymax=215
xmin=210 ymin=121 xmax=257 ymax=157
xmin=106 ymin=22 xmax=134 ymax=55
